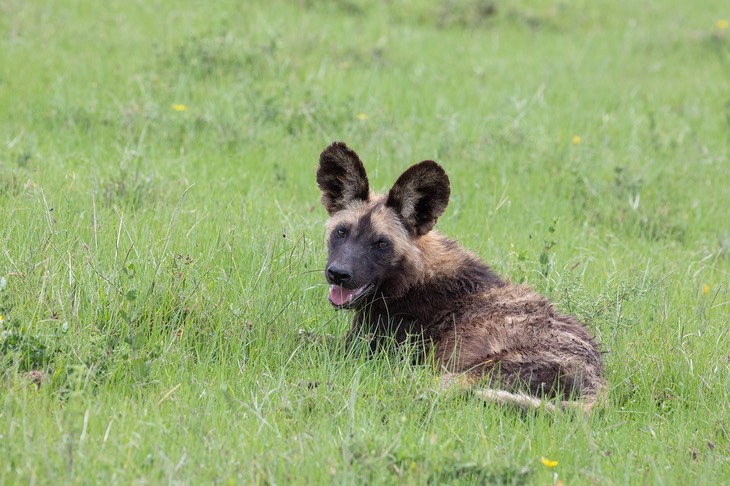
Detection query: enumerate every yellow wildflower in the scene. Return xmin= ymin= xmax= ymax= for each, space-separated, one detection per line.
xmin=717 ymin=19 xmax=729 ymax=30
xmin=703 ymin=284 xmax=710 ymax=295
xmin=356 ymin=113 xmax=368 ymax=121
xmin=0 ymin=314 xmax=3 ymax=322
xmin=572 ymin=135 xmax=581 ymax=145
xmin=541 ymin=456 xmax=558 ymax=468
xmin=172 ymin=104 xmax=187 ymax=112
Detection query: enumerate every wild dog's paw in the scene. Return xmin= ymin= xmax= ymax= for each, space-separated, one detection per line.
xmin=439 ymin=372 xmax=471 ymax=391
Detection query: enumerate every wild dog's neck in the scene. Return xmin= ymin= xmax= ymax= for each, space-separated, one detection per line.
xmin=412 ymin=232 xmax=461 ymax=283
xmin=411 ymin=232 xmax=503 ymax=290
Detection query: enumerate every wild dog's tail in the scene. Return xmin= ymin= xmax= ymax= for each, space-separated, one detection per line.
xmin=441 ymin=373 xmax=607 ymax=414
xmin=473 ymin=388 xmax=601 ymax=413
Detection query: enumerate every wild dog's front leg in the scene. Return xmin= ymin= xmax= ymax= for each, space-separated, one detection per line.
xmin=343 ymin=319 xmax=361 ymax=351
xmin=344 ymin=318 xmax=377 ymax=353
xmin=345 ymin=312 xmax=409 ymax=354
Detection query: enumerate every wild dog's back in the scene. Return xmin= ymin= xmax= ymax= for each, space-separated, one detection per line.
xmin=433 ymin=283 xmax=605 ymax=408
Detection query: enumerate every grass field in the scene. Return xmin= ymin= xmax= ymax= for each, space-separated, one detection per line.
xmin=1 ymin=0 xmax=729 ymax=483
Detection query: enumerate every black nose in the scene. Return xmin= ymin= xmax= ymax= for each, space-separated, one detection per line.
xmin=327 ymin=265 xmax=352 ymax=285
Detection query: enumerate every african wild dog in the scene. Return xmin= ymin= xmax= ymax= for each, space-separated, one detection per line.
xmin=316 ymin=141 xmax=606 ymax=412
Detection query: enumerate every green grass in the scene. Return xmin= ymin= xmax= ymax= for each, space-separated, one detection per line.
xmin=1 ymin=0 xmax=729 ymax=483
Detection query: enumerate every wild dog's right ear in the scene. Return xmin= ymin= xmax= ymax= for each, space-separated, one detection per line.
xmin=386 ymin=160 xmax=450 ymax=236
xmin=317 ymin=142 xmax=370 ymax=215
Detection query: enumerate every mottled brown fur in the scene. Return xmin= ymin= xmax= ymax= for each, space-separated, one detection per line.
xmin=316 ymin=141 xmax=606 ymax=412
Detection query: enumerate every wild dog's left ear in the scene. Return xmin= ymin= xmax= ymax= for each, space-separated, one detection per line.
xmin=386 ymin=160 xmax=450 ymax=236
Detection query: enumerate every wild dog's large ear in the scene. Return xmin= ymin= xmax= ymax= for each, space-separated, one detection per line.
xmin=317 ymin=142 xmax=370 ymax=215
xmin=386 ymin=160 xmax=450 ymax=236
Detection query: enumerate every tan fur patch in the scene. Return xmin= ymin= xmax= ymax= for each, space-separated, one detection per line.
xmin=414 ymin=233 xmax=472 ymax=282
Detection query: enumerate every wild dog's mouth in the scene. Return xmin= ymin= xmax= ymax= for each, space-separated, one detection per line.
xmin=328 ymin=284 xmax=374 ymax=309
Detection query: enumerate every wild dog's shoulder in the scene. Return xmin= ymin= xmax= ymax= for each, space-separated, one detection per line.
xmin=414 ymin=232 xmax=505 ymax=293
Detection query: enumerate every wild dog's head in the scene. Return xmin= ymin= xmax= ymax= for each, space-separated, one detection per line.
xmin=316 ymin=141 xmax=450 ymax=309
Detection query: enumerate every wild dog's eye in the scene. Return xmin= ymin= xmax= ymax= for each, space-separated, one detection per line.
xmin=336 ymin=228 xmax=347 ymax=238
xmin=375 ymin=240 xmax=389 ymax=250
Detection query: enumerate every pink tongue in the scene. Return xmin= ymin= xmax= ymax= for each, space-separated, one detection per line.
xmin=329 ymin=285 xmax=356 ymax=306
